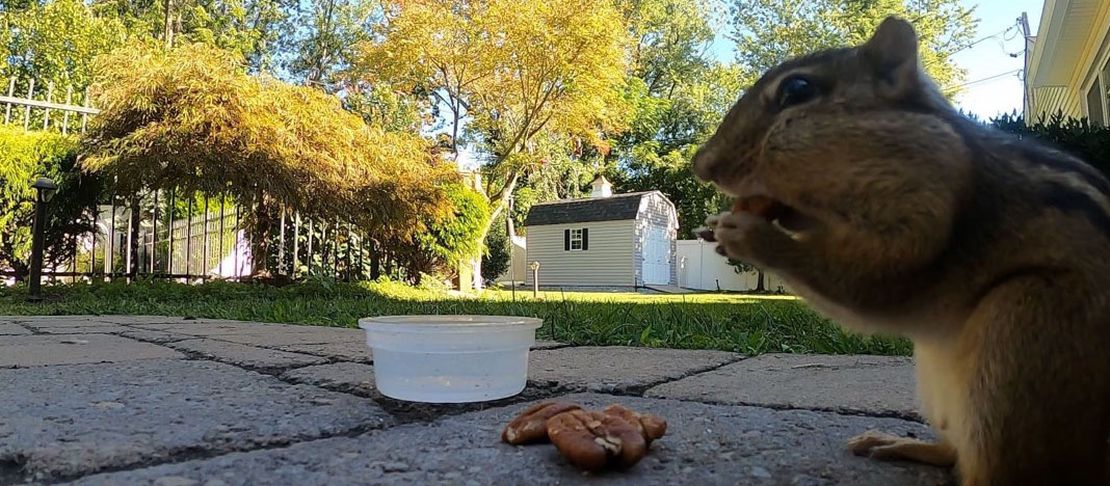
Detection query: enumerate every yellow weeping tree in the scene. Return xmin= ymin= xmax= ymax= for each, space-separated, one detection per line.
xmin=80 ymin=42 xmax=455 ymax=278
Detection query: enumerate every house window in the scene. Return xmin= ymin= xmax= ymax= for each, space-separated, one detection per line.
xmin=1102 ymin=58 xmax=1110 ymax=125
xmin=563 ymin=228 xmax=588 ymax=251
xmin=1087 ymin=82 xmax=1105 ymax=126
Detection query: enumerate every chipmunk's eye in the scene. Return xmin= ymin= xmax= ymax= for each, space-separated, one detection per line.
xmin=776 ymin=75 xmax=817 ymax=108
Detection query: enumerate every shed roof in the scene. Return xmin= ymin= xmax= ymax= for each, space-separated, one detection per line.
xmin=524 ymin=191 xmax=657 ymax=226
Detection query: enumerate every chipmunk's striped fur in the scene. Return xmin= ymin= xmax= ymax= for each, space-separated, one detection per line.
xmin=694 ymin=17 xmax=1110 ymax=486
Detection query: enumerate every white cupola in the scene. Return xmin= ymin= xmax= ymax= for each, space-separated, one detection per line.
xmin=590 ymin=175 xmax=613 ymax=198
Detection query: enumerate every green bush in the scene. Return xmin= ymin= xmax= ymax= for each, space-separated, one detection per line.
xmin=482 ymin=213 xmax=512 ymax=284
xmin=0 ymin=125 xmax=100 ymax=279
xmin=990 ymin=112 xmax=1110 ymax=176
xmin=395 ymin=183 xmax=490 ymax=282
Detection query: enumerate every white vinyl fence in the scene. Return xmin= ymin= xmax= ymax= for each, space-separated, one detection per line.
xmin=676 ymin=239 xmax=788 ymax=293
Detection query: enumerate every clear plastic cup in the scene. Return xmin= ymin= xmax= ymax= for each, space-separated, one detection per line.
xmin=358 ymin=315 xmax=543 ymax=403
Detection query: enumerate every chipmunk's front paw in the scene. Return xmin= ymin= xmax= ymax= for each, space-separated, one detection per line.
xmin=695 ymin=212 xmax=729 ymax=242
xmin=847 ymin=430 xmax=956 ymax=467
xmin=711 ymin=211 xmax=784 ymax=264
xmin=847 ymin=430 xmax=903 ymax=455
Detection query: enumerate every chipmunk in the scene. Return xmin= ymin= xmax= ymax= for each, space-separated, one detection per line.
xmin=694 ymin=16 xmax=1110 ymax=486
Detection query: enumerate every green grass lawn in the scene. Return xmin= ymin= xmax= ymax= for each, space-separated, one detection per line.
xmin=0 ymin=280 xmax=912 ymax=356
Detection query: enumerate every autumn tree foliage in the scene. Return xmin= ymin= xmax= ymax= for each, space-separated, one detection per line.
xmin=81 ymin=42 xmax=454 ymax=276
xmin=729 ymin=0 xmax=978 ymax=96
xmin=355 ymin=0 xmax=631 ymax=238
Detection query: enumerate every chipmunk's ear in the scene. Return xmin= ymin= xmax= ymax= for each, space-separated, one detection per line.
xmin=861 ymin=17 xmax=920 ymax=97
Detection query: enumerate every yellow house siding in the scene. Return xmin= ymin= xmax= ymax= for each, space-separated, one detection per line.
xmin=1027 ymin=0 xmax=1110 ymax=123
xmin=524 ymin=220 xmax=636 ymax=286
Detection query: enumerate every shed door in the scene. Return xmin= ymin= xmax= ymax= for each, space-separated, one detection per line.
xmin=642 ymin=227 xmax=670 ymax=285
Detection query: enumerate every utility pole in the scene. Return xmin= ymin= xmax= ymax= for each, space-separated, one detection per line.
xmin=1019 ymin=12 xmax=1033 ymax=120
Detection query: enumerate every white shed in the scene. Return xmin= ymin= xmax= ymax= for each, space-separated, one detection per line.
xmin=523 ymin=177 xmax=679 ymax=288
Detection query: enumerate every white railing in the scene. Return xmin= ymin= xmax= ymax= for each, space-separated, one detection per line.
xmin=1 ymin=77 xmax=100 ymax=134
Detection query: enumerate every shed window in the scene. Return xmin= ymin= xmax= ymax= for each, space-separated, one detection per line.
xmin=564 ymin=228 xmax=588 ymax=251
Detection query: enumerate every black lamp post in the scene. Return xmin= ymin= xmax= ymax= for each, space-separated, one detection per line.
xmin=27 ymin=177 xmax=58 ymax=303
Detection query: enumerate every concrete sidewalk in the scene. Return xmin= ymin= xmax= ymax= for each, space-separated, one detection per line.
xmin=0 ymin=316 xmax=946 ymax=485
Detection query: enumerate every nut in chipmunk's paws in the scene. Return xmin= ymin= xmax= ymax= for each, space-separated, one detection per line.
xmin=696 ymin=212 xmax=731 ymax=242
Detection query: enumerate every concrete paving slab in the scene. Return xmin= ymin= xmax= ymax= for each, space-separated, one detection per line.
xmin=131 ymin=321 xmax=281 ymax=336
xmin=645 ymin=354 xmax=918 ymax=418
xmin=0 ymin=334 xmax=184 ymax=367
xmin=10 ymin=316 xmax=123 ymax=328
xmin=96 ymin=315 xmax=245 ymax=326
xmin=116 ymin=329 xmax=194 ymax=344
xmin=533 ymin=340 xmax=566 ymax=350
xmin=528 ymin=347 xmax=741 ymax=393
xmin=66 ymin=394 xmax=951 ymax=486
xmin=33 ymin=325 xmax=135 ymax=334
xmin=0 ymin=359 xmax=393 ymax=483
xmin=0 ymin=323 xmax=31 ymax=335
xmin=165 ymin=339 xmax=328 ymax=372
xmin=213 ymin=327 xmax=360 ymax=347
xmin=274 ymin=341 xmax=373 ymax=363
xmin=281 ymin=362 xmax=377 ymax=396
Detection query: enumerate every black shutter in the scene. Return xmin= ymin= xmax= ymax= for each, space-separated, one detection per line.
xmin=581 ymin=228 xmax=589 ymax=250
xmin=564 ymin=229 xmax=570 ymax=251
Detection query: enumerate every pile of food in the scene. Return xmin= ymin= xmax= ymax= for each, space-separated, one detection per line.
xmin=501 ymin=401 xmax=667 ymax=472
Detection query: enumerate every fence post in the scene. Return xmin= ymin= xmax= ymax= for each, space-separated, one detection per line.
xmin=185 ymin=195 xmax=193 ymax=279
xmin=107 ymin=199 xmax=116 ymax=279
xmin=62 ymin=86 xmax=73 ymax=135
xmin=153 ymin=190 xmax=161 ymax=274
xmin=22 ymin=79 xmax=34 ymax=131
xmin=277 ymin=207 xmax=285 ymax=276
xmin=42 ymin=82 xmax=53 ymax=130
xmin=292 ymin=212 xmax=300 ymax=278
xmin=202 ymin=197 xmax=210 ymax=278
xmin=127 ymin=196 xmax=140 ymax=281
xmin=4 ymin=78 xmax=14 ymax=124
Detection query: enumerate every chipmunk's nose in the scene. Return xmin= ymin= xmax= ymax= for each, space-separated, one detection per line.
xmin=692 ymin=143 xmax=721 ymax=183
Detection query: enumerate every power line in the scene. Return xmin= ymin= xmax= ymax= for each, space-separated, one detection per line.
xmin=928 ymin=23 xmax=1020 ymax=67
xmin=949 ymin=69 xmax=1022 ymax=90
xmin=954 ymin=24 xmax=1019 ymax=55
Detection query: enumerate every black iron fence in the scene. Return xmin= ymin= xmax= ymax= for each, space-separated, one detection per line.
xmin=3 ymin=190 xmax=390 ymax=284
xmin=2 ymin=77 xmax=404 ymax=288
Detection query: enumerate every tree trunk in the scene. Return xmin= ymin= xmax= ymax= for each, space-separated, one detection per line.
xmin=755 ymin=270 xmax=766 ymax=293
xmin=476 ymin=168 xmax=523 ymax=254
xmin=163 ymin=0 xmax=174 ymax=47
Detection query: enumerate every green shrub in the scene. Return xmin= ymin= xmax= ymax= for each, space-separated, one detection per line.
xmin=990 ymin=112 xmax=1110 ymax=176
xmin=0 ymin=125 xmax=100 ymax=279
xmin=395 ymin=183 xmax=490 ymax=283
xmin=482 ymin=213 xmax=512 ymax=284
